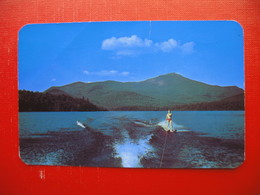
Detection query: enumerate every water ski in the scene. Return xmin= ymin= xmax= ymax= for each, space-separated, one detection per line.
xmin=162 ymin=127 xmax=191 ymax=133
xmin=167 ymin=129 xmax=177 ymax=133
xmin=160 ymin=125 xmax=177 ymax=133
xmin=76 ymin=121 xmax=86 ymax=128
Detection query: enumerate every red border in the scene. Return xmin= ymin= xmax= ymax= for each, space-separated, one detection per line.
xmin=0 ymin=1 xmax=259 ymax=194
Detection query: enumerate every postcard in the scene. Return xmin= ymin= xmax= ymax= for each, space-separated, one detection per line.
xmin=18 ymin=21 xmax=244 ymax=168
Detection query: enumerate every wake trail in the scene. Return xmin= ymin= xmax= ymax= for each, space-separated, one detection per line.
xmin=113 ymin=121 xmax=156 ymax=168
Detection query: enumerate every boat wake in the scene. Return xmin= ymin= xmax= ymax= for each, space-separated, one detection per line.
xmin=113 ymin=133 xmax=154 ymax=168
xmin=20 ymin=117 xmax=244 ymax=168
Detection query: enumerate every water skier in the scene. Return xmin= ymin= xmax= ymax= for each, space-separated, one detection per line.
xmin=166 ymin=110 xmax=176 ymax=132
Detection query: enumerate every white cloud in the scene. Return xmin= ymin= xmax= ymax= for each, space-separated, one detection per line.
xmin=121 ymin=71 xmax=130 ymax=76
xmin=97 ymin=70 xmax=118 ymax=76
xmin=102 ymin=35 xmax=152 ymax=50
xmin=83 ymin=70 xmax=90 ymax=75
xmin=101 ymin=35 xmax=194 ymax=56
xmin=181 ymin=42 xmax=195 ymax=54
xmin=51 ymin=78 xmax=56 ymax=82
xmin=155 ymin=39 xmax=178 ymax=52
xmin=83 ymin=70 xmax=130 ymax=76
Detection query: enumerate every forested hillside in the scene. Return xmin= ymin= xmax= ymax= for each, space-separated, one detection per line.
xmin=19 ymin=90 xmax=105 ymax=112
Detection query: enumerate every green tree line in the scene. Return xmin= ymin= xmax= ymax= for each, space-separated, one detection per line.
xmin=19 ymin=90 xmax=106 ymax=112
xmin=113 ymin=94 xmax=244 ymax=111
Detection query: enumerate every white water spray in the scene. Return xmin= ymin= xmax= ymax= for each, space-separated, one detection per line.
xmin=158 ymin=120 xmax=184 ymax=130
xmin=114 ymin=133 xmax=154 ymax=168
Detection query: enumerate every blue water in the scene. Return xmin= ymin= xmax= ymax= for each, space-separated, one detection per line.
xmin=19 ymin=111 xmax=244 ymax=139
xmin=19 ymin=111 xmax=244 ymax=168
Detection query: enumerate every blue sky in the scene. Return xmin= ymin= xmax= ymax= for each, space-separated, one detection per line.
xmin=19 ymin=21 xmax=244 ymax=91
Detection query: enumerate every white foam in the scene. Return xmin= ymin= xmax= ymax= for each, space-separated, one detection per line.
xmin=114 ymin=133 xmax=154 ymax=168
xmin=133 ymin=121 xmax=153 ymax=127
xmin=158 ymin=120 xmax=185 ymax=130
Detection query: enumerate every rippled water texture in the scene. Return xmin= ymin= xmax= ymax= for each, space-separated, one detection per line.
xmin=19 ymin=111 xmax=244 ymax=168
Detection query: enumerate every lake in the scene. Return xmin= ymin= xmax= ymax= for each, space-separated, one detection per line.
xmin=19 ymin=111 xmax=244 ymax=168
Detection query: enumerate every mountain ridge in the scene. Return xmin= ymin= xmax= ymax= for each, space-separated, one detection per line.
xmin=45 ymin=73 xmax=244 ymax=110
xmin=51 ymin=73 xmax=242 ymax=89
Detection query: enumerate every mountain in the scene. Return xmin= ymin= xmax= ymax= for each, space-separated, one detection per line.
xmin=45 ymin=73 xmax=244 ymax=110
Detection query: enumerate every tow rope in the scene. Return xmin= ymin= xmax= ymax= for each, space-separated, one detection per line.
xmin=159 ymin=131 xmax=168 ymax=168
